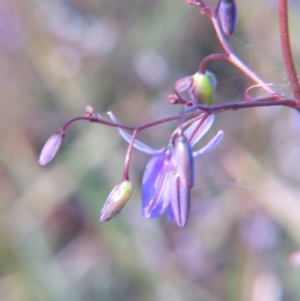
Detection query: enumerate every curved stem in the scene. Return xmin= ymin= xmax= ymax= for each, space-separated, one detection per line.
xmin=123 ymin=130 xmax=138 ymax=180
xmin=278 ymin=0 xmax=300 ymax=100
xmin=199 ymin=53 xmax=229 ymax=73
xmin=61 ymin=115 xmax=181 ymax=133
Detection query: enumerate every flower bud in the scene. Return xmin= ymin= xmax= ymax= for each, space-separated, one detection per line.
xmin=191 ymin=71 xmax=217 ymax=106
xmin=100 ymin=181 xmax=133 ymax=222
xmin=38 ymin=130 xmax=65 ymax=166
xmin=218 ymin=0 xmax=237 ymax=36
xmin=173 ymin=134 xmax=194 ymax=190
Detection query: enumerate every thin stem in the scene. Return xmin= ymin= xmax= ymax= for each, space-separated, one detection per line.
xmin=61 ymin=115 xmax=181 ymax=133
xmin=278 ymin=0 xmax=300 ymax=100
xmin=193 ymin=97 xmax=297 ymax=114
xmin=186 ymin=0 xmax=276 ymax=95
xmin=62 ymin=116 xmax=135 ymax=132
xmin=123 ymin=130 xmax=138 ymax=180
xmin=207 ymin=16 xmax=277 ymax=96
xmin=199 ymin=53 xmax=229 ymax=73
xmin=61 ymin=94 xmax=298 ymax=138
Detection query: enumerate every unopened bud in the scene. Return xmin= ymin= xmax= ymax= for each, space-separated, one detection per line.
xmin=191 ymin=71 xmax=217 ymax=106
xmin=173 ymin=134 xmax=194 ymax=190
xmin=38 ymin=130 xmax=65 ymax=166
xmin=100 ymin=181 xmax=133 ymax=222
xmin=218 ymin=0 xmax=237 ymax=36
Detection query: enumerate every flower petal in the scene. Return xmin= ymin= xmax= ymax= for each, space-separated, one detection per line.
xmin=174 ymin=76 xmax=193 ymax=93
xmin=107 ymin=111 xmax=162 ymax=155
xmin=173 ymin=134 xmax=194 ymax=189
xmin=142 ymin=152 xmax=174 ymax=218
xmin=167 ymin=204 xmax=174 ymax=221
xmin=170 ymin=173 xmax=190 ymax=227
xmin=184 ymin=115 xmax=215 ymax=147
xmin=193 ymin=130 xmax=224 ymax=157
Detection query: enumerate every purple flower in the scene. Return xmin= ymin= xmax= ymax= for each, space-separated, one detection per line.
xmin=107 ymin=112 xmax=224 ymax=227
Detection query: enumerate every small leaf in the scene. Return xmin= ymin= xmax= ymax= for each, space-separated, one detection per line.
xmin=38 ymin=130 xmax=65 ymax=166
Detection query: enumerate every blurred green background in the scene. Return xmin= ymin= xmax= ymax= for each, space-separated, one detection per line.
xmin=1 ymin=0 xmax=300 ymax=300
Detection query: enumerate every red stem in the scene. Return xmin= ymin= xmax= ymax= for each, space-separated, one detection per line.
xmin=206 ymin=16 xmax=277 ymax=96
xmin=123 ymin=130 xmax=138 ymax=180
xmin=278 ymin=0 xmax=300 ymax=101
xmin=192 ymin=97 xmax=297 ymax=114
xmin=62 ymin=115 xmax=180 ymax=133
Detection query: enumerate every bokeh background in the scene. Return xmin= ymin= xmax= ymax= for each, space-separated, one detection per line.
xmin=1 ymin=0 xmax=300 ymax=300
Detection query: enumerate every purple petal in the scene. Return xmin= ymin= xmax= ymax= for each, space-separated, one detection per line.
xmin=193 ymin=130 xmax=224 ymax=157
xmin=107 ymin=111 xmax=162 ymax=155
xmin=173 ymin=134 xmax=194 ymax=189
xmin=170 ymin=174 xmax=190 ymax=227
xmin=142 ymin=152 xmax=174 ymax=218
xmin=167 ymin=204 xmax=174 ymax=221
xmin=174 ymin=76 xmax=193 ymax=93
xmin=184 ymin=115 xmax=215 ymax=147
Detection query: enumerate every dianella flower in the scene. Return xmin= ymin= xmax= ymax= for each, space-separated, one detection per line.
xmin=107 ymin=112 xmax=224 ymax=227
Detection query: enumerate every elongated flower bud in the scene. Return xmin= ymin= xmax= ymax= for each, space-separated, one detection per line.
xmin=218 ymin=0 xmax=237 ymax=36
xmin=170 ymin=172 xmax=191 ymax=228
xmin=100 ymin=181 xmax=133 ymax=222
xmin=173 ymin=134 xmax=194 ymax=190
xmin=38 ymin=130 xmax=65 ymax=166
xmin=191 ymin=71 xmax=217 ymax=106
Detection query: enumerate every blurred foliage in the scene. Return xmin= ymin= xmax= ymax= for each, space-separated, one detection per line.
xmin=1 ymin=0 xmax=300 ymax=300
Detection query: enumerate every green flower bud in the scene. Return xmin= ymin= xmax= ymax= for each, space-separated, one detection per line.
xmin=100 ymin=181 xmax=133 ymax=222
xmin=191 ymin=71 xmax=217 ymax=106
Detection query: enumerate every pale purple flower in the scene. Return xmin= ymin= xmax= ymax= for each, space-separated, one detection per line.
xmin=107 ymin=112 xmax=224 ymax=227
